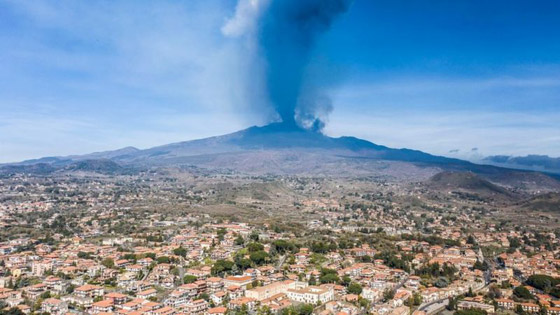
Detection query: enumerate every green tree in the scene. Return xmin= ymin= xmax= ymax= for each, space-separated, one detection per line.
xmin=456 ymin=309 xmax=488 ymax=315
xmin=341 ymin=275 xmax=351 ymax=286
xmin=184 ymin=275 xmax=198 ymax=284
xmin=513 ymin=286 xmax=533 ymax=300
xmin=319 ymin=268 xmax=339 ymax=284
xmin=383 ymin=289 xmax=395 ymax=301
xmin=235 ymin=235 xmax=245 ymax=246
xmin=247 ymin=242 xmax=264 ymax=252
xmin=211 ymin=260 xmax=234 ymax=276
xmin=250 ymin=250 xmax=269 ymax=266
xmin=101 ymin=258 xmax=114 ymax=268
xmin=347 ymin=282 xmax=363 ymax=295
xmin=157 ymin=256 xmax=171 ymax=264
xmin=173 ymin=247 xmax=187 ymax=258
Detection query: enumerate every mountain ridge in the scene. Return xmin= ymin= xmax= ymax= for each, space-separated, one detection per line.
xmin=2 ymin=123 xmax=559 ymax=191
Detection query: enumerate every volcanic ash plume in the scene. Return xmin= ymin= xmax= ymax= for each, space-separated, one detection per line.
xmin=223 ymin=0 xmax=352 ymax=131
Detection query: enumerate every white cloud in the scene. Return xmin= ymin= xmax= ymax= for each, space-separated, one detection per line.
xmin=325 ymin=109 xmax=560 ymax=158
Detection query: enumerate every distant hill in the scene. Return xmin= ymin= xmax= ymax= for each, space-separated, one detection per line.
xmin=0 ymin=163 xmax=57 ymax=175
xmin=483 ymin=155 xmax=560 ymax=175
xmin=2 ymin=123 xmax=559 ymax=191
xmin=65 ymin=159 xmax=125 ymax=174
xmin=519 ymin=192 xmax=560 ymax=212
xmin=426 ymin=171 xmax=518 ymax=200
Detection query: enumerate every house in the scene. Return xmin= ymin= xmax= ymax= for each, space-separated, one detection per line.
xmin=126 ymin=264 xmax=144 ymax=273
xmin=520 ymin=303 xmax=539 ymax=313
xmin=286 ymin=286 xmax=334 ymax=304
xmin=208 ymin=306 xmax=228 ymax=315
xmin=229 ymin=297 xmax=257 ymax=311
xmin=152 ymin=306 xmax=176 ymax=315
xmin=207 ymin=277 xmax=224 ymax=293
xmin=362 ymin=288 xmax=382 ymax=303
xmin=185 ymin=299 xmax=208 ymax=315
xmin=138 ymin=257 xmax=154 ymax=267
xmin=24 ymin=283 xmax=47 ymax=300
xmin=41 ymin=298 xmax=68 ymax=315
xmin=457 ymin=301 xmax=495 ymax=314
xmin=496 ymin=298 xmax=515 ymax=310
xmin=44 ymin=276 xmax=65 ymax=293
xmin=224 ymin=276 xmax=253 ymax=289
xmin=164 ymin=290 xmax=189 ymax=309
xmin=211 ymin=291 xmax=227 ymax=305
xmin=91 ymin=299 xmax=114 ymax=314
xmin=137 ymin=288 xmax=157 ymax=299
xmin=105 ymin=292 xmax=129 ymax=305
xmin=75 ymin=284 xmax=104 ymax=298
xmin=245 ymin=280 xmax=305 ymax=301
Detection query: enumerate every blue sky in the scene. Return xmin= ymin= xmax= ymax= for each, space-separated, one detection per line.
xmin=1 ymin=0 xmax=559 ymax=162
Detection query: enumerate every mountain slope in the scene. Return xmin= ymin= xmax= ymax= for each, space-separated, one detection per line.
xmin=111 ymin=123 xmax=469 ymax=166
xmin=2 ymin=123 xmax=559 ymax=191
xmin=519 ymin=192 xmax=560 ymax=212
xmin=426 ymin=171 xmax=519 ymax=201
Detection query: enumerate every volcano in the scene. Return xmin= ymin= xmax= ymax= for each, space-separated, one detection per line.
xmin=3 ymin=123 xmax=560 ymax=190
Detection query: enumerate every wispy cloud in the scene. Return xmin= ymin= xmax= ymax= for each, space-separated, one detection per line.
xmin=326 ymin=109 xmax=560 ymax=158
xmin=1 ymin=1 xmax=559 ymax=162
xmin=0 ymin=1 xmax=264 ymax=162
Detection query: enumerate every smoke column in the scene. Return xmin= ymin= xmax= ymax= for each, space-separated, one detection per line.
xmin=223 ymin=0 xmax=352 ymax=130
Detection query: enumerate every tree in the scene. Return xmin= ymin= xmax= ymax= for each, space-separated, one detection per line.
xmin=447 ymin=297 xmax=458 ymax=311
xmin=101 ymin=258 xmax=114 ymax=268
xmin=456 ymin=309 xmax=488 ymax=315
xmin=487 ymin=285 xmax=502 ymax=299
xmin=235 ymin=235 xmax=245 ymax=246
xmin=123 ymin=253 xmax=137 ymax=261
xmin=514 ymin=286 xmax=533 ymax=300
xmin=249 ymin=231 xmax=259 ymax=242
xmin=157 ymin=256 xmax=171 ymax=264
xmin=347 ymin=282 xmax=363 ymax=295
xmin=77 ymin=251 xmax=93 ymax=259
xmin=236 ymin=303 xmax=249 ymax=315
xmin=173 ymin=247 xmax=187 ymax=257
xmin=434 ymin=277 xmax=449 ymax=288
xmin=281 ymin=304 xmax=314 ymax=315
xmin=319 ymin=268 xmax=339 ymax=284
xmin=515 ymin=305 xmax=526 ymax=315
xmin=184 ymin=275 xmax=198 ymax=284
xmin=359 ymin=297 xmax=371 ymax=309
xmin=298 ymin=304 xmax=314 ymax=315
xmin=413 ymin=292 xmax=423 ymax=305
xmin=217 ymin=228 xmax=227 ymax=241
xmin=0 ymin=307 xmax=25 ymax=315
xmin=383 ymin=289 xmax=395 ymax=301
xmin=271 ymin=240 xmax=297 ymax=254
xmin=247 ymin=242 xmax=264 ymax=252
xmin=473 ymin=260 xmax=488 ymax=271
xmin=249 ymin=251 xmax=269 ymax=266
xmin=526 ymin=274 xmax=560 ymax=292
xmin=211 ymin=260 xmax=235 ymax=276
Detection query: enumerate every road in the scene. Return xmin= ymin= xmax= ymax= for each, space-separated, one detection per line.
xmin=275 ymin=255 xmax=286 ymax=270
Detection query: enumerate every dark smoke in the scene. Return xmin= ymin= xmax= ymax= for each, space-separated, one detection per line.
xmin=224 ymin=0 xmax=352 ymax=131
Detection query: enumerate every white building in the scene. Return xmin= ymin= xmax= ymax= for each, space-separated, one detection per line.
xmin=287 ymin=286 xmax=334 ymax=304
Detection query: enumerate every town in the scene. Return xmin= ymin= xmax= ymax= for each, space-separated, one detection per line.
xmin=1 ymin=169 xmax=559 ymax=315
